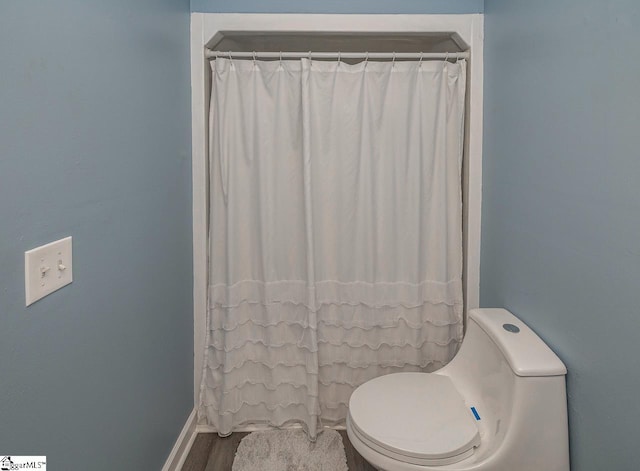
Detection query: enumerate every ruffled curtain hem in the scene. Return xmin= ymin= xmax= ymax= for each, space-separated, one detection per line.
xmin=209 ymin=279 xmax=463 ymax=310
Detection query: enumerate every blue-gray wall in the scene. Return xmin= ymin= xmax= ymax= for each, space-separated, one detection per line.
xmin=191 ymin=0 xmax=483 ymax=14
xmin=0 ymin=2 xmax=193 ymax=470
xmin=482 ymin=1 xmax=640 ymax=469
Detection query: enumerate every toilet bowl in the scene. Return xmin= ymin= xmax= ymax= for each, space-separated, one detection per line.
xmin=346 ymin=308 xmax=570 ymax=471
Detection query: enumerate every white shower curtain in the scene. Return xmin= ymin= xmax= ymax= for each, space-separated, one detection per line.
xmin=199 ymin=57 xmax=467 ymax=438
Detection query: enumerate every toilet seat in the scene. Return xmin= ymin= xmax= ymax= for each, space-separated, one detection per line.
xmin=348 ymin=372 xmax=481 ymax=466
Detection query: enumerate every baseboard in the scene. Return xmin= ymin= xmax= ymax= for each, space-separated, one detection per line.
xmin=162 ymin=409 xmax=198 ymax=471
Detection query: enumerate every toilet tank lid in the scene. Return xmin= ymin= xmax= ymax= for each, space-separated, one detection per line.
xmin=469 ymin=309 xmax=567 ymax=377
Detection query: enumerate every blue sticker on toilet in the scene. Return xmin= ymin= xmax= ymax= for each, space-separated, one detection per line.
xmin=471 ymin=407 xmax=481 ymax=420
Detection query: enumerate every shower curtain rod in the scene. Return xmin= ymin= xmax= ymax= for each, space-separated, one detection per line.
xmin=205 ymin=50 xmax=469 ymax=61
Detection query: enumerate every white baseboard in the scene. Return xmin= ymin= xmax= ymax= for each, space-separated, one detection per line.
xmin=162 ymin=409 xmax=198 ymax=471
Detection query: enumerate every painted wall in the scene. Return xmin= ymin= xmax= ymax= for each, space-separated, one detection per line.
xmin=191 ymin=0 xmax=483 ymax=14
xmin=482 ymin=1 xmax=640 ymax=469
xmin=0 ymin=2 xmax=192 ymax=470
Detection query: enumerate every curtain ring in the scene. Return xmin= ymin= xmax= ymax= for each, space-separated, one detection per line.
xmin=419 ymin=52 xmax=423 ymax=68
xmin=337 ymin=51 xmax=341 ymax=66
xmin=228 ymin=51 xmax=234 ymax=67
xmin=392 ymin=52 xmax=396 ymax=68
xmin=279 ymin=51 xmax=283 ymax=68
xmin=308 ymin=50 xmax=312 ymax=64
xmin=365 ymin=51 xmax=369 ymax=67
xmin=252 ymin=51 xmax=257 ymax=67
xmin=445 ymin=52 xmax=449 ymax=64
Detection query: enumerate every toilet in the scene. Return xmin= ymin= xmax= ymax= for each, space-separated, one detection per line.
xmin=346 ymin=308 xmax=570 ymax=471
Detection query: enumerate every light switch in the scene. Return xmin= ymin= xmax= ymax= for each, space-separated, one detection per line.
xmin=25 ymin=236 xmax=73 ymax=306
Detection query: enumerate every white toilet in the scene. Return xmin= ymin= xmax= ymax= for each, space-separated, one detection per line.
xmin=346 ymin=308 xmax=570 ymax=471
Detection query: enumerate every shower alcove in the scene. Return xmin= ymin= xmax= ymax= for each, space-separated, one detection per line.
xmin=190 ymin=13 xmax=484 ymax=425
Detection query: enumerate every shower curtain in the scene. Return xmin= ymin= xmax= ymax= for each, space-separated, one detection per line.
xmin=199 ymin=57 xmax=467 ymax=438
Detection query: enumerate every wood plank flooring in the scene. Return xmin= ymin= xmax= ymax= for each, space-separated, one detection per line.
xmin=182 ymin=430 xmax=375 ymax=471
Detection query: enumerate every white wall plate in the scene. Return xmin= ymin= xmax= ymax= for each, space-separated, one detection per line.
xmin=25 ymin=236 xmax=73 ymax=306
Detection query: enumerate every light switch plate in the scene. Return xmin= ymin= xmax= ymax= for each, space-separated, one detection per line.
xmin=25 ymin=236 xmax=73 ymax=306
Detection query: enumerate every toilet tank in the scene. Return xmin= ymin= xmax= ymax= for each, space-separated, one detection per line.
xmin=439 ymin=308 xmax=566 ymax=391
xmin=465 ymin=308 xmax=566 ymax=377
xmin=437 ymin=308 xmax=569 ymax=470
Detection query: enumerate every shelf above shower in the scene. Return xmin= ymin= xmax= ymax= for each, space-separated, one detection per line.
xmin=207 ymin=32 xmax=468 ymax=58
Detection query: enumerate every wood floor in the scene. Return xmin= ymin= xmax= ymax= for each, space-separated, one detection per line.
xmin=182 ymin=430 xmax=376 ymax=471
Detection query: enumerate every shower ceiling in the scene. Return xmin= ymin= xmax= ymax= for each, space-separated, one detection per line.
xmin=209 ymin=32 xmax=467 ymax=54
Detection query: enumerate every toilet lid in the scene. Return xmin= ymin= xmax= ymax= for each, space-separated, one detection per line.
xmin=348 ymin=373 xmax=480 ymax=466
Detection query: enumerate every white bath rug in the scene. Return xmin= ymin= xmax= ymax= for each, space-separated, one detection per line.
xmin=232 ymin=429 xmax=348 ymax=471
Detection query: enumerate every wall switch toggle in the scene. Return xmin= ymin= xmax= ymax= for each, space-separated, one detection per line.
xmin=25 ymin=237 xmax=73 ymax=306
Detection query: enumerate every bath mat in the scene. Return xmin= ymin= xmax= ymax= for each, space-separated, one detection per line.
xmin=232 ymin=429 xmax=348 ymax=471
